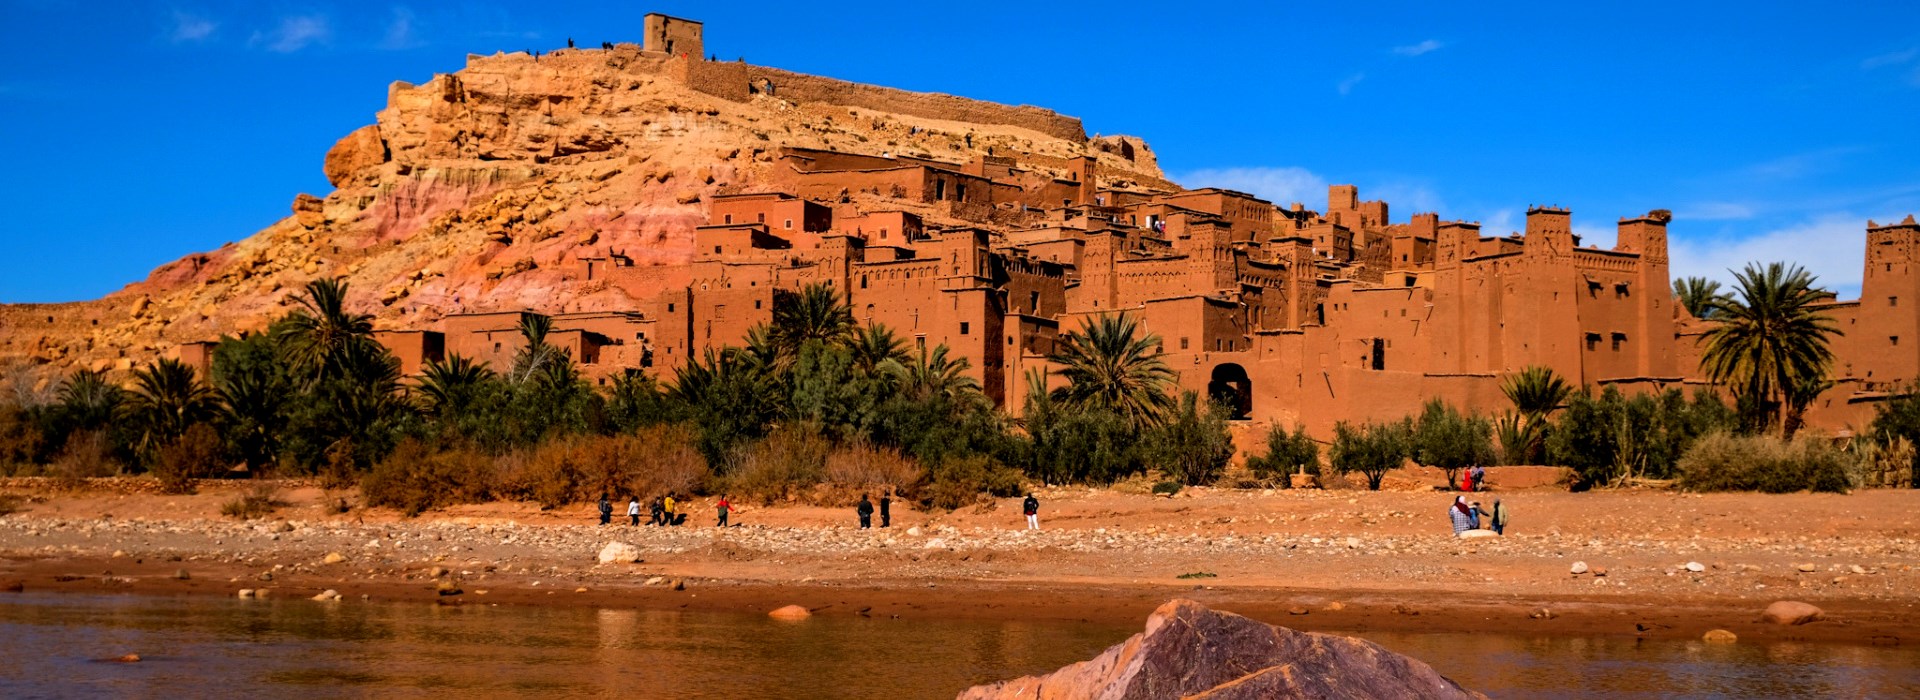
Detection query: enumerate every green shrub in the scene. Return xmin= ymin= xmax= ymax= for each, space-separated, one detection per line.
xmin=1144 ymin=393 xmax=1233 ymax=486
xmin=1150 ymin=481 xmax=1182 ymax=496
xmin=1246 ymin=423 xmax=1319 ymax=485
xmin=50 ymin=430 xmax=117 ymax=489
xmin=1548 ymin=387 xmax=1736 ymax=489
xmin=0 ymin=493 xmax=22 ymax=517
xmin=922 ymin=456 xmax=1025 ymax=511
xmin=1330 ymin=418 xmax=1412 ymax=491
xmin=1677 ymin=431 xmax=1857 ymax=493
xmin=1411 ymin=400 xmax=1494 ymax=489
xmin=1869 ymin=386 xmax=1920 ymax=487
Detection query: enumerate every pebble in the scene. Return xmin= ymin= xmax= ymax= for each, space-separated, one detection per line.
xmin=1685 ymin=562 xmax=1705 ymax=573
xmin=1570 ymin=561 xmax=1589 ymax=575
xmin=312 ymin=589 xmax=342 ymax=602
xmin=1703 ymin=629 xmax=1738 ymax=644
xmin=322 ymin=552 xmax=347 ymax=565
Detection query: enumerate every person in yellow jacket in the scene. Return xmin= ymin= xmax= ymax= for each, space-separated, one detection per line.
xmin=663 ymin=493 xmax=678 ymax=526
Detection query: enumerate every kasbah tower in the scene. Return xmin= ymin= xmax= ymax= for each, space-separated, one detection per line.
xmin=20 ymin=12 xmax=1920 ymax=443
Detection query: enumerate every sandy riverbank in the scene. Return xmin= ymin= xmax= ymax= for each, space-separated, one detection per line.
xmin=2 ymin=478 xmax=1917 ymax=647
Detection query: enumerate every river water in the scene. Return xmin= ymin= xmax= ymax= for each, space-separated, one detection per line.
xmin=1 ymin=593 xmax=1915 ymax=698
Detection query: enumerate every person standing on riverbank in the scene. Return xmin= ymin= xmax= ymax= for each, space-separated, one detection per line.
xmin=857 ymin=494 xmax=874 ymax=529
xmin=648 ymin=496 xmax=664 ymax=526
xmin=716 ymin=495 xmax=731 ymax=527
xmin=598 ymin=494 xmax=612 ymax=526
xmin=627 ymin=497 xmax=640 ymax=526
xmin=880 ymin=492 xmax=892 ymax=528
xmin=1448 ymin=496 xmax=1472 ymax=536
xmin=664 ymin=493 xmax=678 ymax=526
xmin=1023 ymin=493 xmax=1040 ymax=530
xmin=1491 ymin=499 xmax=1509 ymax=535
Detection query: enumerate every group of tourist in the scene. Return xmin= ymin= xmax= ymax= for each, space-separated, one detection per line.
xmin=597 ymin=492 xmax=734 ymax=527
xmin=1448 ymin=495 xmax=1507 ymax=536
xmin=852 ymin=492 xmax=1042 ymax=530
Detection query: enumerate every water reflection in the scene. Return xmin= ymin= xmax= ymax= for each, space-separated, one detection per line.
xmin=0 ymin=593 xmax=1914 ymax=699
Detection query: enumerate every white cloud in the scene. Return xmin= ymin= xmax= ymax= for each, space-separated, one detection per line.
xmin=168 ymin=10 xmax=216 ymax=42
xmin=1393 ymin=39 xmax=1444 ymax=57
xmin=1862 ymin=47 xmax=1917 ymax=69
xmin=1676 ymin=202 xmax=1755 ymax=221
xmin=381 ymin=7 xmax=422 ymax=50
xmin=1337 ymin=73 xmax=1366 ymax=96
xmin=252 ymin=15 xmax=329 ymax=53
xmin=1669 ymin=213 xmax=1868 ymax=298
xmin=1174 ymin=166 xmax=1330 ymax=208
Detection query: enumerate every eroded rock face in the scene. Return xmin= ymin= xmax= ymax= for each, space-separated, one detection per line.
xmin=324 ymin=124 xmax=388 ymax=188
xmin=958 ymin=599 xmax=1483 ymax=700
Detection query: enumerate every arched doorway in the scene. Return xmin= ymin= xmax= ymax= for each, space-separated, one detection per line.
xmin=1208 ymin=363 xmax=1252 ymax=420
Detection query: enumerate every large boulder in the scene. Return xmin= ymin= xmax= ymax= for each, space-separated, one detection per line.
xmin=957 ymin=599 xmax=1484 ymax=700
xmin=1761 ymin=600 xmax=1824 ymax=625
xmin=597 ymin=541 xmax=641 ymax=564
xmin=323 ymin=124 xmax=388 ymax=188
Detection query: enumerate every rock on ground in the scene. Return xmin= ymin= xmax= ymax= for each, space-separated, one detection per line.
xmin=1762 ymin=601 xmax=1824 ymax=625
xmin=768 ymin=605 xmax=811 ymax=620
xmin=597 ymin=541 xmax=641 ymax=564
xmin=957 ymin=599 xmax=1484 ymax=700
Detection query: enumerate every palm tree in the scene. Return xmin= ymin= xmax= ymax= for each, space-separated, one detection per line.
xmin=772 ymin=282 xmax=854 ymax=354
xmin=125 ymin=358 xmax=221 ymax=456
xmin=1047 ymin=313 xmax=1176 ymax=429
xmin=56 ymin=368 xmax=124 ymax=429
xmin=416 ymin=355 xmax=496 ymax=417
xmin=275 ymin=277 xmax=375 ymax=382
xmin=845 ymin=324 xmax=910 ymax=376
xmin=1500 ymin=365 xmax=1572 ymax=463
xmin=1501 ymin=366 xmax=1573 ymax=420
xmin=885 ymin=344 xmax=981 ymax=402
xmin=509 ymin=313 xmax=570 ymax=385
xmin=1674 ymin=277 xmax=1731 ymax=320
xmin=1700 ymin=262 xmax=1841 ymax=432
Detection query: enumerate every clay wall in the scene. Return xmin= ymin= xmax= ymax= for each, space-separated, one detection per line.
xmin=371 ymin=330 xmax=444 ymax=375
xmin=836 ymin=210 xmax=923 ymax=245
xmin=674 ymin=61 xmax=1085 ymax=141
xmin=709 ymin=194 xmax=832 ymax=233
xmin=1853 ymin=221 xmax=1920 ymax=389
xmin=643 ymin=13 xmax=702 ymax=59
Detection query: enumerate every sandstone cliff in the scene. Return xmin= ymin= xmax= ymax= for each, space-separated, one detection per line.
xmin=0 ymin=46 xmax=1169 ymax=390
xmin=958 ymin=599 xmax=1484 ymax=700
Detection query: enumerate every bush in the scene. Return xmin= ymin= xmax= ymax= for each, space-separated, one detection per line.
xmin=51 ymin=429 xmax=119 ymax=488
xmin=922 ymin=456 xmax=1025 ymax=511
xmin=1870 ymin=386 xmax=1920 ymax=487
xmin=1412 ymin=400 xmax=1495 ymax=489
xmin=1548 ymin=387 xmax=1736 ymax=489
xmin=0 ymin=493 xmax=22 ymax=517
xmin=362 ymin=439 xmax=495 ymax=516
xmin=1329 ymin=419 xmax=1412 ymax=491
xmin=1151 ymin=481 xmax=1182 ymax=496
xmin=151 ymin=423 xmax=227 ymax=494
xmin=220 ymin=483 xmax=286 ymax=520
xmin=1677 ymin=432 xmax=1857 ymax=493
xmin=1246 ymin=423 xmax=1319 ymax=485
xmin=824 ymin=441 xmax=924 ymax=492
xmin=721 ymin=426 xmax=831 ymax=504
xmin=1143 ymin=393 xmax=1234 ymax=486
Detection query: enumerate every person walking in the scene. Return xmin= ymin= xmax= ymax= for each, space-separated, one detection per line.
xmin=648 ymin=496 xmax=664 ymax=526
xmin=627 ymin=496 xmax=641 ymax=526
xmin=716 ymin=495 xmax=732 ymax=527
xmin=663 ymin=493 xmax=678 ymax=527
xmin=856 ymin=494 xmax=874 ymax=529
xmin=879 ymin=492 xmax=892 ymax=528
xmin=597 ymin=494 xmax=613 ymax=526
xmin=1022 ymin=493 xmax=1040 ymax=530
xmin=1490 ymin=499 xmax=1509 ymax=535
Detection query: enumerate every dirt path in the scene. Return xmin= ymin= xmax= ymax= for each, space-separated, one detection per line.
xmin=3 ymin=477 xmax=1917 ymax=647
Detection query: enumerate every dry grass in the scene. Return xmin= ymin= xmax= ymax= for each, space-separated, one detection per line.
xmin=219 ymin=483 xmax=287 ymax=520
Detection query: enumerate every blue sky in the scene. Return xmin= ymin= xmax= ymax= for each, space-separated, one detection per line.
xmin=2 ymin=1 xmax=1917 ymax=302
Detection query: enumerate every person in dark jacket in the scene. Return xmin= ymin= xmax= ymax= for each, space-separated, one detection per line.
xmin=648 ymin=496 xmax=664 ymax=526
xmin=856 ymin=494 xmax=874 ymax=529
xmin=879 ymin=492 xmax=892 ymax=528
xmin=1023 ymin=493 xmax=1040 ymax=530
xmin=597 ymin=494 xmax=612 ymax=526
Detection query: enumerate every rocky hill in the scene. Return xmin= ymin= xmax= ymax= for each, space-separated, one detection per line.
xmin=0 ymin=45 xmax=1169 ymax=392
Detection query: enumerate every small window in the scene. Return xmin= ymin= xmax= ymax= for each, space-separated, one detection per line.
xmin=1216 ymin=339 xmax=1223 ymax=351
xmin=784 ymin=219 xmax=793 ymax=229
xmin=1029 ymin=291 xmax=1040 ymax=312
xmin=724 ymin=214 xmax=733 ymax=224
xmin=714 ymin=245 xmax=722 ymax=254
xmin=1180 ymin=337 xmax=1190 ymax=350
xmin=880 ymin=228 xmax=888 ymax=239
xmin=754 ymin=300 xmax=762 ymax=310
xmin=493 ymin=342 xmax=502 ymax=351
xmin=1585 ymin=333 xmax=1600 ymax=351
xmin=1611 ymin=333 xmax=1626 ymax=351
xmin=1892 ymin=296 xmax=1899 ymax=308
xmin=960 ymin=322 xmax=970 ymax=335
xmin=756 ymin=213 xmax=765 ymax=223
xmin=668 ymin=303 xmax=675 ymax=312
xmin=1895 ymin=336 xmax=1902 ymax=347
xmin=860 ymin=275 xmax=868 ymax=289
